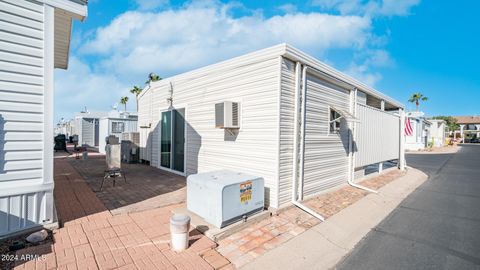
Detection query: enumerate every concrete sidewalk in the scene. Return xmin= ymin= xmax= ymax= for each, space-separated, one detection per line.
xmin=241 ymin=168 xmax=428 ymax=270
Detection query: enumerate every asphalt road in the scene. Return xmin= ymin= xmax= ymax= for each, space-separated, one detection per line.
xmin=336 ymin=145 xmax=480 ymax=270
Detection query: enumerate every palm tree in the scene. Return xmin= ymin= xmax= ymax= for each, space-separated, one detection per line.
xmin=408 ymin=92 xmax=428 ymax=111
xmin=130 ymin=85 xmax=142 ymax=111
xmin=120 ymin=96 xmax=129 ymax=112
xmin=145 ymin=72 xmax=162 ymax=84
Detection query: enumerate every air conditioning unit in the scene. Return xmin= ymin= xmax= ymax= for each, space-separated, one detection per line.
xmin=187 ymin=170 xmax=264 ymax=228
xmin=121 ymin=132 xmax=140 ymax=163
xmin=215 ymin=101 xmax=240 ymax=128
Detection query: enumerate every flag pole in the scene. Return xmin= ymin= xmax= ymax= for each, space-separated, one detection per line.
xmin=399 ymin=109 xmax=406 ymax=170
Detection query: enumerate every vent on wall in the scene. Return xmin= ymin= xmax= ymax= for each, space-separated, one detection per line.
xmin=215 ymin=101 xmax=240 ymax=129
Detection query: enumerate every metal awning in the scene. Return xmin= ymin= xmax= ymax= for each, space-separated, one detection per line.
xmin=330 ymin=106 xmax=360 ymax=123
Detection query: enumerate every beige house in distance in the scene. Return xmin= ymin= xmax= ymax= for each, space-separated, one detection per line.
xmin=454 ymin=116 xmax=480 ymax=143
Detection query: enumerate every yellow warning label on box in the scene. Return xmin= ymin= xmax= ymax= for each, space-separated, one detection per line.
xmin=240 ymin=181 xmax=252 ymax=204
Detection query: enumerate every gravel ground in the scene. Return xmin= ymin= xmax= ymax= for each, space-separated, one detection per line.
xmin=0 ymin=230 xmax=53 ymax=270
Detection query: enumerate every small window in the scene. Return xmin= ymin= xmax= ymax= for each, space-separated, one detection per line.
xmin=329 ymin=108 xmax=341 ymax=134
xmin=112 ymin=122 xmax=125 ymax=133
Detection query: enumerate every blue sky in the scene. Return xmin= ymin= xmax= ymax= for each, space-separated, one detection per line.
xmin=54 ymin=0 xmax=480 ymax=122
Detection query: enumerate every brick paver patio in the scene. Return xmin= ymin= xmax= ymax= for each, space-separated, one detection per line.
xmin=66 ymin=155 xmax=186 ymax=215
xmin=11 ymin=150 xmax=404 ymax=270
xmin=12 ymin=155 xmax=232 ymax=270
xmin=216 ymin=169 xmax=406 ymax=268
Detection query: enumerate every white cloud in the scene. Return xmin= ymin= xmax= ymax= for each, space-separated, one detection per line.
xmin=54 ymin=57 xmax=130 ymax=120
xmin=345 ymin=62 xmax=383 ymax=86
xmin=57 ymin=1 xmax=407 ymax=120
xmin=134 ymin=0 xmax=169 ymax=11
xmin=277 ymin=4 xmax=297 ymax=14
xmin=312 ymin=0 xmax=420 ymax=17
xmin=81 ymin=2 xmax=372 ymax=79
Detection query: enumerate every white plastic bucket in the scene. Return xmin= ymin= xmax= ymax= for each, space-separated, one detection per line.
xmin=170 ymin=214 xmax=191 ymax=251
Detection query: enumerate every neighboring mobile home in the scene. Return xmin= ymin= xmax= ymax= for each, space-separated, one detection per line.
xmin=428 ymin=119 xmax=447 ymax=147
xmin=73 ymin=111 xmax=108 ymax=147
xmin=54 ymin=118 xmax=75 ymax=137
xmin=405 ymin=111 xmax=431 ymax=150
xmin=0 ymin=0 xmax=87 ymax=237
xmin=138 ymin=44 xmax=405 ymax=209
xmin=98 ymin=111 xmax=138 ymax=154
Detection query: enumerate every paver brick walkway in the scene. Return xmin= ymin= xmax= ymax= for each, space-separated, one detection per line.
xmin=13 ymin=156 xmax=232 ymax=270
xmin=216 ymin=169 xmax=406 ymax=268
xmin=67 ymin=156 xmax=186 ymax=215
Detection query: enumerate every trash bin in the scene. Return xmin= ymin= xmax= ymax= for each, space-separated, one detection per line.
xmin=170 ymin=214 xmax=190 ymax=251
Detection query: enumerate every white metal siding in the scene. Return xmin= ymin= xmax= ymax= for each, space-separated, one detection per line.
xmin=138 ymin=88 xmax=153 ymax=162
xmin=278 ymin=58 xmax=296 ymax=206
xmin=0 ymin=191 xmax=51 ymax=236
xmin=81 ymin=118 xmax=94 ymax=146
xmin=138 ymin=55 xmax=281 ymax=207
xmin=355 ymin=104 xmax=400 ymax=167
xmin=99 ymin=118 xmax=138 ymax=154
xmin=0 ymin=0 xmax=56 ymax=236
xmin=302 ymin=73 xmax=350 ymax=198
xmin=0 ymin=0 xmax=44 ymax=186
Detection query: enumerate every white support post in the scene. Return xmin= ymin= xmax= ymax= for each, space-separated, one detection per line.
xmin=460 ymin=125 xmax=465 ymax=143
xmin=399 ymin=109 xmax=406 ymax=170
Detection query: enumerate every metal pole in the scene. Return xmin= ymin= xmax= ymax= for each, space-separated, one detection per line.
xmin=399 ymin=109 xmax=406 ymax=170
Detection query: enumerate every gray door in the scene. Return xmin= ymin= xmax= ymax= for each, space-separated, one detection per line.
xmin=94 ymin=119 xmax=99 ymax=146
xmin=82 ymin=118 xmax=94 ymax=146
xmin=160 ymin=108 xmax=185 ymax=173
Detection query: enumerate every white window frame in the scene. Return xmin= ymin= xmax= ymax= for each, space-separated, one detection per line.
xmin=158 ymin=105 xmax=187 ymax=176
xmin=328 ymin=106 xmax=341 ymax=135
xmin=111 ymin=121 xmax=125 ymax=133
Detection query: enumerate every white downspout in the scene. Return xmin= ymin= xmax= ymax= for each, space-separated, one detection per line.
xmin=298 ymin=65 xmax=307 ymax=200
xmin=348 ymin=88 xmax=378 ymax=193
xmin=291 ymin=63 xmax=325 ymax=221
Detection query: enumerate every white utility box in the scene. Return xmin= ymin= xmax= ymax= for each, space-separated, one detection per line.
xmin=187 ymin=170 xmax=264 ymax=228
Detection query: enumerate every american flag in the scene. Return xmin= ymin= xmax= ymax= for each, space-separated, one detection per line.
xmin=404 ymin=117 xmax=413 ymax=136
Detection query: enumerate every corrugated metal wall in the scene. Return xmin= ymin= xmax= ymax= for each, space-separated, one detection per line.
xmin=0 ymin=0 xmax=55 ymax=236
xmin=302 ymin=73 xmax=350 ymax=198
xmin=278 ymin=58 xmax=296 ymax=206
xmin=355 ymin=104 xmax=400 ymax=167
xmin=0 ymin=191 xmax=51 ymax=236
xmin=0 ymin=0 xmax=45 ymax=183
xmin=138 ymin=52 xmax=281 ymax=207
xmin=81 ymin=118 xmax=94 ymax=146
xmin=138 ymin=88 xmax=153 ymax=162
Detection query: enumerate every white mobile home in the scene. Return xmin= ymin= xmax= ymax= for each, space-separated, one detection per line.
xmin=54 ymin=118 xmax=75 ymax=137
xmin=405 ymin=111 xmax=431 ymax=150
xmin=98 ymin=111 xmax=138 ymax=154
xmin=0 ymin=0 xmax=87 ymax=236
xmin=73 ymin=111 xmax=108 ymax=147
xmin=138 ymin=44 xmax=405 ymax=209
xmin=428 ymin=119 xmax=446 ymax=147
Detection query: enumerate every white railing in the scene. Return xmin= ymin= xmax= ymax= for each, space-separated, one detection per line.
xmin=355 ymin=104 xmax=400 ymax=168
